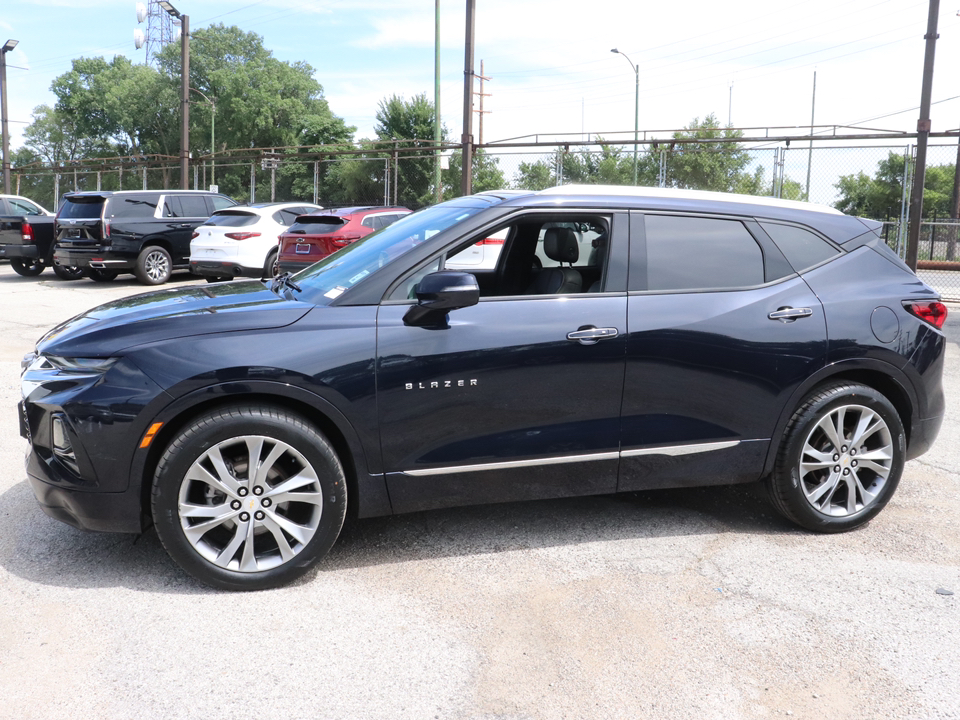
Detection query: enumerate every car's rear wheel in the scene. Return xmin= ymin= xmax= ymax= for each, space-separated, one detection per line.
xmin=263 ymin=248 xmax=279 ymax=279
xmin=151 ymin=404 xmax=347 ymax=590
xmin=53 ymin=264 xmax=84 ymax=280
xmin=135 ymin=246 xmax=172 ymax=285
xmin=84 ymin=267 xmax=119 ymax=282
xmin=10 ymin=258 xmax=45 ymax=276
xmin=767 ymin=383 xmax=905 ymax=532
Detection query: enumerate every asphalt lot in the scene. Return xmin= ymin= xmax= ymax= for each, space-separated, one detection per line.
xmin=0 ymin=263 xmax=958 ymax=720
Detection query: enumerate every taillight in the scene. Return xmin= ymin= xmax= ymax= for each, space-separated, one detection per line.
xmin=21 ymin=220 xmax=33 ymax=242
xmin=191 ymin=231 xmax=199 ymax=239
xmin=331 ymin=234 xmax=361 ymax=248
xmin=225 ymin=232 xmax=262 ymax=241
xmin=475 ymin=236 xmax=504 ymax=246
xmin=903 ymin=301 xmax=947 ymax=330
xmin=103 ymin=219 xmax=111 ymax=238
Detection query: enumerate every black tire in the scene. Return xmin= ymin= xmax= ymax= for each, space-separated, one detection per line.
xmin=151 ymin=404 xmax=347 ymax=591
xmin=134 ymin=245 xmax=172 ymax=285
xmin=84 ymin=267 xmax=119 ymax=282
xmin=767 ymin=382 xmax=905 ymax=533
xmin=263 ymin=247 xmax=279 ymax=280
xmin=10 ymin=258 xmax=45 ymax=277
xmin=204 ymin=275 xmax=232 ymax=283
xmin=52 ymin=264 xmax=84 ymax=280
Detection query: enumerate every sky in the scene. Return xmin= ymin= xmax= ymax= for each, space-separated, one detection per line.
xmin=2 ymin=0 xmax=960 ymax=155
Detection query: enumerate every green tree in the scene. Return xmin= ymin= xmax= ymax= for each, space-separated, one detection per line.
xmin=513 ymin=142 xmax=657 ymax=191
xmin=834 ymin=152 xmax=953 ymax=220
xmin=442 ymin=148 xmax=505 ymax=199
xmin=373 ymin=93 xmax=446 ymax=208
xmin=662 ymin=114 xmax=753 ymax=192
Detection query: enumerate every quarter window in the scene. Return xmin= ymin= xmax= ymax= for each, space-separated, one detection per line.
xmin=759 ymin=222 xmax=840 ymax=272
xmin=178 ymin=195 xmax=210 ymax=217
xmin=640 ymin=215 xmax=765 ymax=292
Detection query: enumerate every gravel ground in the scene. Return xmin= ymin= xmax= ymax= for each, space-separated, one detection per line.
xmin=0 ymin=263 xmax=957 ymax=719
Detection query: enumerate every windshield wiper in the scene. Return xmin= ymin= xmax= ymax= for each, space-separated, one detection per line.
xmin=270 ymin=271 xmax=301 ymax=299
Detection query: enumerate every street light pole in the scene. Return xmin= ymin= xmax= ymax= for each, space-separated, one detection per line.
xmin=1 ymin=39 xmax=19 ymax=195
xmin=611 ymin=48 xmax=638 ymax=185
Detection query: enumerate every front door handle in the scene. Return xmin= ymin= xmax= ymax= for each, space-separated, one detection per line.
xmin=567 ymin=326 xmax=619 ymax=345
xmin=768 ymin=306 xmax=813 ymax=322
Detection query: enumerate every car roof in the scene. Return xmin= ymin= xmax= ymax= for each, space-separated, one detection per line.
xmin=213 ymin=202 xmax=320 ymax=217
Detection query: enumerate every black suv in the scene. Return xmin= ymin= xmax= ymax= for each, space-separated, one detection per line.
xmin=20 ymin=186 xmax=947 ymax=590
xmin=53 ymin=190 xmax=236 ymax=285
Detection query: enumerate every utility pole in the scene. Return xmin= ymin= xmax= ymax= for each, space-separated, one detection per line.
xmin=434 ymin=0 xmax=441 ymax=203
xmin=805 ymin=70 xmax=816 ymax=202
xmin=906 ymin=0 xmax=940 ymax=271
xmin=0 ymin=39 xmax=17 ymax=195
xmin=179 ymin=13 xmax=190 ymax=190
xmin=473 ymin=60 xmax=491 ymax=145
xmin=460 ymin=0 xmax=475 ymax=196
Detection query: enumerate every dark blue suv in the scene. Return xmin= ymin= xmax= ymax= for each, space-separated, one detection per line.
xmin=20 ymin=186 xmax=947 ymax=590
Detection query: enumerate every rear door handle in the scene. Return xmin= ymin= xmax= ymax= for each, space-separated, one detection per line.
xmin=567 ymin=326 xmax=619 ymax=345
xmin=768 ymin=307 xmax=813 ymax=322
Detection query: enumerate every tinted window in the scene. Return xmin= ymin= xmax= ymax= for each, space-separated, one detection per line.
xmin=58 ymin=197 xmax=104 ymax=219
xmin=178 ymin=195 xmax=209 ymax=217
xmin=641 ymin=215 xmax=764 ymax=291
xmin=273 ymin=208 xmax=301 ymax=226
xmin=361 ymin=215 xmax=379 ymax=229
xmin=211 ymin=196 xmax=235 ymax=211
xmin=286 ymin=217 xmax=346 ymax=235
xmin=760 ymin=222 xmax=840 ymax=272
xmin=162 ymin=196 xmax=182 ymax=218
xmin=8 ymin=198 xmax=43 ymax=215
xmin=106 ymin=194 xmax=158 ymax=219
xmin=204 ymin=211 xmax=258 ymax=227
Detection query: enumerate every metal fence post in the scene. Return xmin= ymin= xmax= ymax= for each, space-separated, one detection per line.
xmin=194 ymin=163 xmax=198 ymax=190
xmin=314 ymin=160 xmax=319 ymax=205
xmin=897 ymin=146 xmax=913 ymax=257
xmin=250 ymin=162 xmax=256 ymax=203
xmin=143 ymin=166 xmax=147 ymax=190
xmin=384 ymin=158 xmax=390 ymax=205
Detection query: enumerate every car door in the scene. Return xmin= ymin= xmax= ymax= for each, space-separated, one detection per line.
xmin=376 ymin=210 xmax=630 ymax=514
xmin=618 ymin=211 xmax=828 ymax=492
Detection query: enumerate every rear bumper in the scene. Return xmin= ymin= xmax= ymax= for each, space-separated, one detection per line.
xmin=54 ymin=248 xmax=135 ymax=271
xmin=190 ymin=259 xmax=263 ymax=278
xmin=277 ymin=259 xmax=315 ymax=274
xmin=907 ymin=414 xmax=943 ymax=461
xmin=0 ymin=243 xmax=39 ymax=259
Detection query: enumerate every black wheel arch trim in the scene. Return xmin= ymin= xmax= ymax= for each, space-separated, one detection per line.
xmin=129 ymin=379 xmax=389 ymax=528
xmin=760 ymin=357 xmax=919 ymax=479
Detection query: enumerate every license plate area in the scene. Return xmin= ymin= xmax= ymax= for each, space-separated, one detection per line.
xmin=295 ymin=244 xmax=311 ymax=254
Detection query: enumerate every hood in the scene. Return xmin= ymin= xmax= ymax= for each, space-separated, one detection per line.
xmin=37 ymin=281 xmax=311 ymax=357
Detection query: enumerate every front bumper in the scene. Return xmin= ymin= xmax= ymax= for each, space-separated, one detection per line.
xmin=0 ymin=243 xmax=39 ymax=259
xmin=277 ymin=259 xmax=315 ymax=274
xmin=27 ymin=464 xmax=145 ymax=533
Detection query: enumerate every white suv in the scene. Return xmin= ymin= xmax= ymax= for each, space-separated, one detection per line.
xmin=189 ymin=202 xmax=322 ymax=281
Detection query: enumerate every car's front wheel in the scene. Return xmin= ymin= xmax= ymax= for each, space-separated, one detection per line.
xmin=767 ymin=383 xmax=905 ymax=532
xmin=151 ymin=404 xmax=347 ymax=590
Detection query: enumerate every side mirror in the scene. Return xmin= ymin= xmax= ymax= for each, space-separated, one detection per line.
xmin=403 ymin=271 xmax=479 ymax=326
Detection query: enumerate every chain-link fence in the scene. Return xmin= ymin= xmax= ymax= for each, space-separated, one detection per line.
xmin=10 ymin=138 xmax=960 ymax=301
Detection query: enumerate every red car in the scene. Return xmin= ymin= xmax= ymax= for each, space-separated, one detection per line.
xmin=277 ymin=206 xmax=410 ymax=273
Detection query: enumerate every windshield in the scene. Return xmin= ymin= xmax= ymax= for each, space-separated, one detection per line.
xmin=294 ymin=204 xmax=483 ymax=304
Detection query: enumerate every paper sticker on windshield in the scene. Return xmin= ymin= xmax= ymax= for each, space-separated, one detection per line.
xmin=348 ymin=270 xmax=370 ymax=284
xmin=324 ymin=286 xmax=347 ymax=299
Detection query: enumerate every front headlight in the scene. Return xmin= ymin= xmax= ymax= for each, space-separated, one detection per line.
xmin=44 ymin=355 xmax=119 ymax=373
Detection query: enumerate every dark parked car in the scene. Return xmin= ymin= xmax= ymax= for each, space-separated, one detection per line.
xmin=20 ymin=186 xmax=946 ymax=590
xmin=0 ymin=194 xmax=82 ymax=279
xmin=53 ymin=190 xmax=236 ymax=285
xmin=276 ymin=206 xmax=410 ymax=273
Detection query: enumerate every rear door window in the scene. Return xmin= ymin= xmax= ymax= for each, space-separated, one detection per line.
xmin=178 ymin=195 xmax=210 ymax=218
xmin=162 ymin=196 xmax=183 ymax=218
xmin=210 ymin=195 xmax=236 ymax=212
xmin=107 ymin=194 xmax=159 ymax=218
xmin=636 ymin=215 xmax=765 ymax=292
